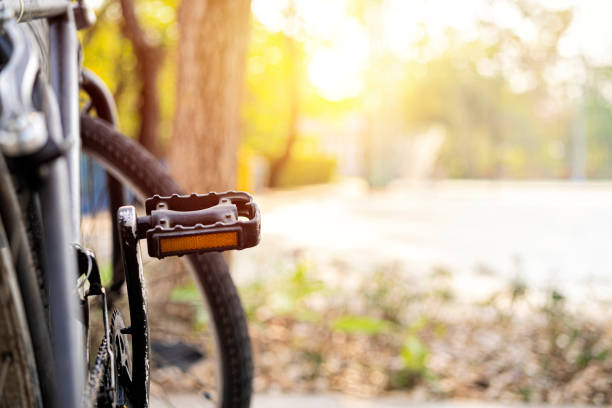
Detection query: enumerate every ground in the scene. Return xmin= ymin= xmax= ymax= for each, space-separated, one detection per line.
xmin=150 ymin=393 xmax=597 ymax=408
xmin=84 ymin=179 xmax=612 ymax=405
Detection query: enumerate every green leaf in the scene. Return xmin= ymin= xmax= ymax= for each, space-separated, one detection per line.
xmin=170 ymin=283 xmax=200 ymax=303
xmin=400 ymin=336 xmax=429 ymax=371
xmin=331 ymin=315 xmax=391 ymax=335
xmin=99 ymin=262 xmax=113 ymax=287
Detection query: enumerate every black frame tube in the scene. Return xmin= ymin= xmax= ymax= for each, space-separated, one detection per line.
xmin=81 ymin=68 xmax=119 ymax=124
xmin=80 ymin=68 xmax=127 ymax=296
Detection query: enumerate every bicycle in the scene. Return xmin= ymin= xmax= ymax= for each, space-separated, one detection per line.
xmin=0 ymin=1 xmax=260 ymax=407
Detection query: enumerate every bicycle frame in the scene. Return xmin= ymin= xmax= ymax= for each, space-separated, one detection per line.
xmin=2 ymin=3 xmax=260 ymax=406
xmin=2 ymin=1 xmax=89 ymax=406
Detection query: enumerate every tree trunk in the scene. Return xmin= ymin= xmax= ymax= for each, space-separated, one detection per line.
xmin=171 ymin=0 xmax=252 ymax=193
xmin=119 ymin=0 xmax=164 ymax=158
xmin=267 ymin=33 xmax=299 ymax=188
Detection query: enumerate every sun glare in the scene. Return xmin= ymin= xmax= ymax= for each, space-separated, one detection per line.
xmin=307 ymin=49 xmax=363 ymax=102
xmin=306 ymin=16 xmax=368 ymax=102
xmin=252 ymin=0 xmax=368 ymax=101
xmin=252 ymin=0 xmax=612 ymax=101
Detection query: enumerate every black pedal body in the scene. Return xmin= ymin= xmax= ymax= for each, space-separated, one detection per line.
xmin=136 ymin=191 xmax=260 ymax=258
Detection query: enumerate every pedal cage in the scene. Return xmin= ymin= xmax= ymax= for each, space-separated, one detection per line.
xmin=136 ymin=191 xmax=261 ymax=259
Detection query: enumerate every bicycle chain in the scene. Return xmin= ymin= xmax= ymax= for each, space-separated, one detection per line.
xmin=82 ymin=336 xmax=108 ymax=408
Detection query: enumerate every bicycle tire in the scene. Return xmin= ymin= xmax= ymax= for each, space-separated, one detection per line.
xmin=0 ymin=215 xmax=41 ymax=408
xmin=80 ymin=114 xmax=253 ymax=408
xmin=0 ymin=155 xmax=55 ymax=408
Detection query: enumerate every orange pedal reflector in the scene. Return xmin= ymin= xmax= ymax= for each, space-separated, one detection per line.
xmin=159 ymin=231 xmax=238 ymax=255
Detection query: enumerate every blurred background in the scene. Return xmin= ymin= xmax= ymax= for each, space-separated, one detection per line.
xmin=81 ymin=0 xmax=612 ymax=405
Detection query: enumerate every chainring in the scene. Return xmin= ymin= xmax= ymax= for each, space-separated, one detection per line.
xmin=98 ymin=309 xmax=133 ymax=407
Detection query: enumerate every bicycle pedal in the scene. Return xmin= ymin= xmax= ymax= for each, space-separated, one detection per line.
xmin=136 ymin=191 xmax=260 ymax=258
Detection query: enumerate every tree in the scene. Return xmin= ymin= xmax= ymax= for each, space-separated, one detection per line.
xmin=264 ymin=1 xmax=300 ymax=188
xmin=267 ymin=32 xmax=299 ymax=187
xmin=82 ymin=0 xmax=176 ymax=157
xmin=171 ymin=0 xmax=252 ymax=193
xmin=119 ymin=0 xmax=165 ymax=158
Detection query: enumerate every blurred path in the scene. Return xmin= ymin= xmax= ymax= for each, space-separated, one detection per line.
xmin=234 ymin=179 xmax=612 ymax=300
xmin=150 ymin=393 xmax=591 ymax=407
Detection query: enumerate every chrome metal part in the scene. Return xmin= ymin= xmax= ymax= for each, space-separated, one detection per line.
xmin=0 ymin=18 xmax=48 ymax=156
xmin=0 ymin=0 xmax=70 ymax=22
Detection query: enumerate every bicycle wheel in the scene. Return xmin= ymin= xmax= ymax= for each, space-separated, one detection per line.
xmin=79 ymin=114 xmax=253 ymax=408
xmin=0 ymin=217 xmax=40 ymax=408
xmin=0 ymin=154 xmax=54 ymax=408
